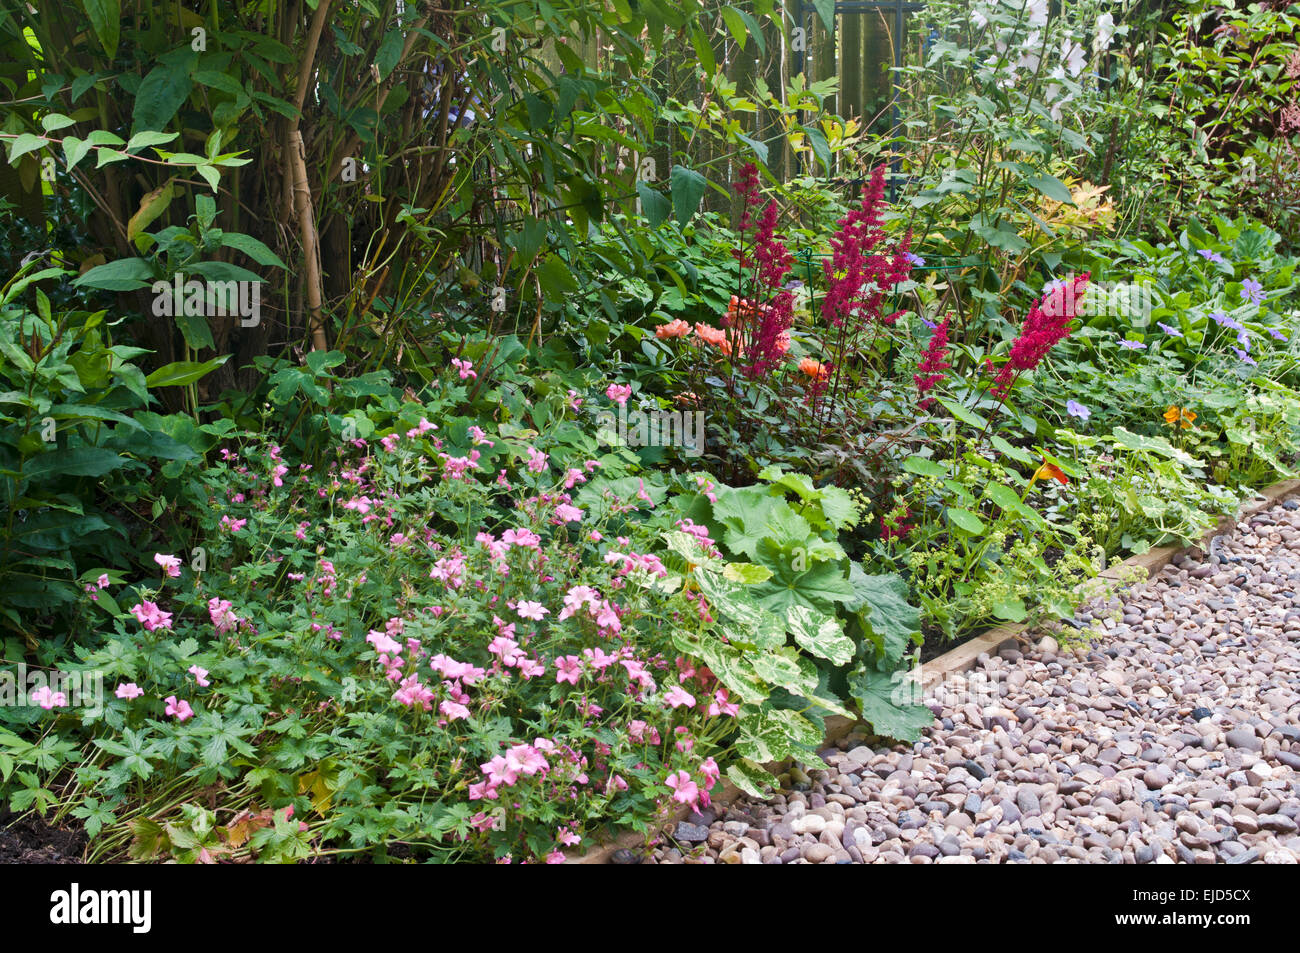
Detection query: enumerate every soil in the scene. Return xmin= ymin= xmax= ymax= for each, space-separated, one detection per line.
xmin=0 ymin=814 xmax=87 ymax=864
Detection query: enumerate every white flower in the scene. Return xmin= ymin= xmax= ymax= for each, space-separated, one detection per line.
xmin=1028 ymin=0 xmax=1048 ymax=29
xmin=972 ymin=6 xmax=988 ymax=28
xmin=1017 ymin=30 xmax=1043 ymax=71
xmin=1095 ymin=13 xmax=1115 ymax=52
xmin=1062 ymin=39 xmax=1087 ymax=77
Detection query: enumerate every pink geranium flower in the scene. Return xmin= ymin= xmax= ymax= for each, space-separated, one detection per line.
xmin=663 ymin=685 xmax=696 ymax=709
xmin=606 ymin=383 xmax=632 ymax=405
xmin=30 ymin=686 xmax=67 ymax=709
xmin=188 ymin=665 xmax=211 ymax=687
xmin=555 ymin=655 xmax=583 ymax=685
xmin=129 ymin=600 xmax=173 ymax=632
xmin=665 ymin=770 xmax=699 ymax=807
xmin=115 ymin=682 xmax=144 ymax=701
xmin=153 ymin=553 xmax=182 ymax=578
xmin=164 ymin=695 xmax=195 ymax=721
xmin=515 ymin=600 xmax=549 ymax=620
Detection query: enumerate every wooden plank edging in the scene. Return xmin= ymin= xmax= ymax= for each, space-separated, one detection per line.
xmin=567 ymin=478 xmax=1300 ymax=863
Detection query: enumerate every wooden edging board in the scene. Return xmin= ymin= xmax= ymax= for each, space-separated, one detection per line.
xmin=567 ymin=478 xmax=1300 ymax=863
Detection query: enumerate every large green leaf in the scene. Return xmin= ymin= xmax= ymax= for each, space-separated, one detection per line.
xmin=22 ymin=447 xmax=125 ymax=480
xmin=132 ymin=56 xmax=195 ymax=134
xmin=726 ymin=759 xmax=776 ymax=798
xmin=145 ymin=356 xmax=230 ymax=388
xmin=752 ymin=556 xmax=855 ymax=614
xmin=670 ymin=165 xmax=708 ymax=226
xmin=785 ymin=605 xmax=854 ymax=665
xmin=636 ymin=181 xmax=670 ymax=228
xmin=81 ymin=0 xmax=120 ymax=57
xmin=846 ymin=565 xmax=921 ymax=666
xmin=73 ymin=258 xmax=155 ymax=291
xmin=848 ymin=665 xmax=935 ymax=742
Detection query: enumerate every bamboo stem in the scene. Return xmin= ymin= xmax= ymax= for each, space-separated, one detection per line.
xmin=290 ymin=130 xmax=329 ymax=352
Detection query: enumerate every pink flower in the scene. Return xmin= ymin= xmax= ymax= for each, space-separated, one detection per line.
xmin=557 ymin=827 xmax=581 ymax=847
xmin=506 ymin=743 xmax=549 ymax=777
xmin=665 ymin=770 xmax=699 ymax=807
xmin=546 ymin=851 xmax=567 ymax=864
xmin=555 ymin=655 xmax=583 ymax=685
xmin=220 ymin=516 xmax=246 ymax=532
xmin=96 ymin=574 xmax=110 ymax=589
xmin=188 ymin=665 xmax=211 ymax=688
xmin=153 ymin=553 xmax=182 ymax=578
xmin=30 ymin=686 xmax=66 ymax=709
xmin=700 ymin=756 xmax=721 ymax=789
xmin=559 ymin=585 xmax=600 ymax=620
xmin=628 ymin=719 xmax=661 ymax=745
xmin=605 ymin=383 xmax=632 ymax=405
xmin=582 ymin=647 xmax=617 ymax=670
xmin=208 ymin=597 xmax=241 ymax=634
xmin=481 ymin=755 xmax=519 ymax=787
xmin=488 ymin=635 xmax=523 ymax=666
xmin=553 ymin=503 xmax=584 ymax=523
xmin=451 ymin=357 xmax=477 ymax=380
xmin=129 ymin=600 xmax=173 ymax=632
xmin=366 ymin=630 xmax=402 ymax=655
xmin=392 ymin=674 xmax=435 ymax=710
xmin=164 ymin=695 xmax=195 ymax=721
xmin=708 ymin=688 xmax=740 ymax=717
xmin=115 ymin=682 xmax=143 ymax=700
xmin=663 ymin=685 xmax=696 ymax=709
xmin=515 ymin=600 xmax=549 ymax=621
xmin=502 ymin=528 xmax=541 ymax=550
xmin=525 ymin=446 xmax=549 ymax=474
xmin=517 ymin=657 xmax=546 ymax=679
xmin=620 ymin=659 xmax=655 ymax=692
xmin=593 ymin=600 xmax=622 ymax=633
xmin=440 ymin=700 xmax=470 ymax=721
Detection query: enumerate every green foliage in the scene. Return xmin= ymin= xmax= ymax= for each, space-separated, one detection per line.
xmin=0 ymin=262 xmax=216 ymax=640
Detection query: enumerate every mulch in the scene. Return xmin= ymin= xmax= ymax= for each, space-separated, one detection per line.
xmin=0 ymin=813 xmax=86 ymax=864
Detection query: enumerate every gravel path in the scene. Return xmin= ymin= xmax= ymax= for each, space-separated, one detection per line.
xmin=652 ymin=499 xmax=1300 ymax=864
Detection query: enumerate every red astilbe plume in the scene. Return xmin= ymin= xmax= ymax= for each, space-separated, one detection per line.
xmin=989 ymin=272 xmax=1092 ymax=399
xmin=821 ymin=165 xmax=913 ymax=330
xmin=729 ymin=163 xmax=794 ymax=378
xmin=914 ymin=317 xmax=952 ymax=410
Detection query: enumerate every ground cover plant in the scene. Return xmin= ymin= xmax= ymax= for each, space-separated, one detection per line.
xmin=1 ymin=0 xmax=1299 ymax=864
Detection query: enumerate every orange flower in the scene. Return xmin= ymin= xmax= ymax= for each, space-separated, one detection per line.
xmin=1031 ymin=458 xmax=1069 ymax=485
xmin=774 ymin=329 xmax=791 ymax=355
xmin=694 ymin=323 xmax=727 ymax=348
xmin=655 ymin=319 xmax=691 ymax=339
xmin=1163 ymin=405 xmax=1197 ymax=429
xmin=798 ymin=357 xmax=829 ymax=380
xmin=675 ymin=391 xmax=701 ymax=405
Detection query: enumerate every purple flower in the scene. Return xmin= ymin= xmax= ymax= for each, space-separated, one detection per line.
xmin=921 ymin=317 xmax=937 ymax=330
xmin=1237 ymin=329 xmax=1251 ymax=349
xmin=1158 ymin=322 xmax=1183 ymax=338
xmin=1197 ymin=249 xmax=1226 ymax=264
xmin=1232 ymin=347 xmax=1257 ymax=366
xmin=1240 ymin=278 xmax=1265 ymax=306
xmin=1066 ymin=400 xmax=1091 ymax=421
xmin=1118 ymin=339 xmax=1146 ymax=350
xmin=907 ymin=252 xmax=926 ymax=268
xmin=1268 ymin=327 xmax=1288 ymax=341
xmin=1209 ymin=310 xmax=1242 ymax=331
